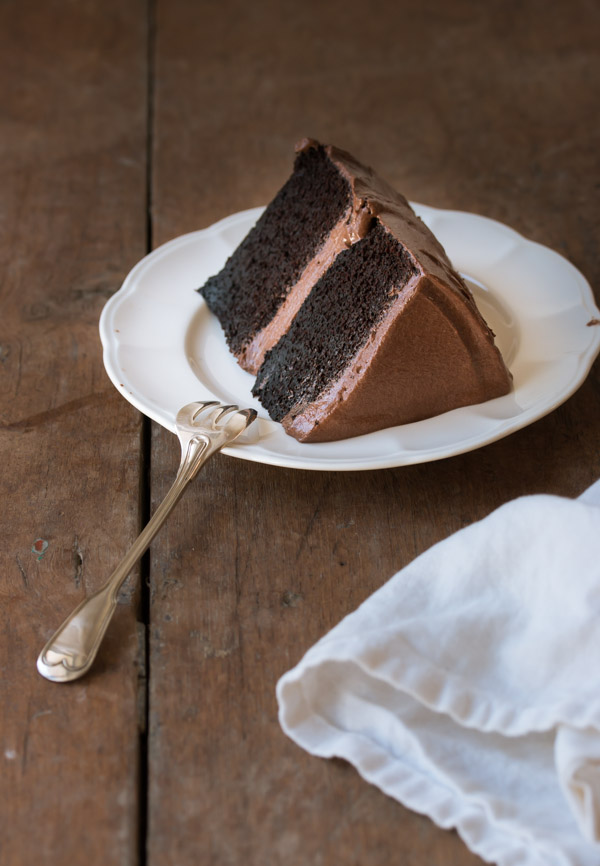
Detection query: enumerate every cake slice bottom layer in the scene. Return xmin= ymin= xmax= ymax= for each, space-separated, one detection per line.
xmin=253 ymin=223 xmax=418 ymax=422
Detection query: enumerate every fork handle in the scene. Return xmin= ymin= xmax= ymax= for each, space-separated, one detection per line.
xmin=37 ymin=434 xmax=215 ymax=682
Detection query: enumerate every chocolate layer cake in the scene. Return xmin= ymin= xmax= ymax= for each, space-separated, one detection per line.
xmin=199 ymin=139 xmax=512 ymax=443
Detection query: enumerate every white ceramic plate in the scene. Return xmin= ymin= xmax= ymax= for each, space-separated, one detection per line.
xmin=100 ymin=205 xmax=600 ymax=471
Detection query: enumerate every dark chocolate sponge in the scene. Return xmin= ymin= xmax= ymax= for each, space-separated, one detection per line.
xmin=199 ymin=145 xmax=351 ymax=358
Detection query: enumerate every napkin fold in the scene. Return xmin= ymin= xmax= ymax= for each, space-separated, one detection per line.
xmin=277 ymin=480 xmax=600 ymax=866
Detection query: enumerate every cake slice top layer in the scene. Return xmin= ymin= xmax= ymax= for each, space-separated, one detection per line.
xmin=200 ymin=143 xmax=354 ymax=362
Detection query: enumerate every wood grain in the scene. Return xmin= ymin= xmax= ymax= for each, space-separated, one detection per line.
xmin=2 ymin=0 xmax=599 ymax=863
xmin=0 ymin=1 xmax=147 ymax=863
xmin=147 ymin=0 xmax=600 ymax=864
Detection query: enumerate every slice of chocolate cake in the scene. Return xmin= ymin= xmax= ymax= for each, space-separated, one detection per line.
xmin=199 ymin=139 xmax=512 ymax=443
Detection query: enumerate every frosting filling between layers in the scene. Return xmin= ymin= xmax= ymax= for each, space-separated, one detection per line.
xmin=241 ymin=199 xmax=374 ymax=373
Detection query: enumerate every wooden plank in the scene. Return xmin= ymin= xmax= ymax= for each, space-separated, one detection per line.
xmin=0 ymin=1 xmax=148 ymax=863
xmin=148 ymin=0 xmax=600 ymax=863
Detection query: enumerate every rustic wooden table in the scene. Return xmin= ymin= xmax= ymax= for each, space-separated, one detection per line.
xmin=2 ymin=0 xmax=599 ymax=863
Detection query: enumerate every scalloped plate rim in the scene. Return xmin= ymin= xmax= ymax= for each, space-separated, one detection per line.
xmin=99 ymin=204 xmax=600 ymax=471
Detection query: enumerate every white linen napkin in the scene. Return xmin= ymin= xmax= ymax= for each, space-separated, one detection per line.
xmin=277 ymin=479 xmax=600 ymax=866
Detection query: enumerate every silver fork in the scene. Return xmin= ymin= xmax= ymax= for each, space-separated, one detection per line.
xmin=37 ymin=401 xmax=257 ymax=683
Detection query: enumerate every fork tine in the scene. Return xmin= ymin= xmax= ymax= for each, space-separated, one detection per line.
xmin=213 ymin=404 xmax=240 ymax=424
xmin=193 ymin=403 xmax=230 ymax=426
xmin=240 ymin=408 xmax=258 ymax=425
xmin=190 ymin=401 xmax=220 ymax=421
